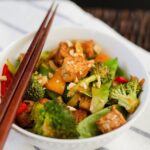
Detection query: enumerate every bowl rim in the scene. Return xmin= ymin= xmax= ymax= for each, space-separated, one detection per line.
xmin=1 ymin=26 xmax=150 ymax=143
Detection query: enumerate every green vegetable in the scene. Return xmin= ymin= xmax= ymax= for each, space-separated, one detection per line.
xmin=40 ymin=51 xmax=55 ymax=60
xmin=62 ymin=83 xmax=69 ymax=103
xmin=116 ymin=67 xmax=128 ymax=78
xmin=78 ymin=86 xmax=92 ymax=97
xmin=110 ymin=77 xmax=142 ymax=113
xmin=38 ymin=64 xmax=49 ymax=75
xmin=38 ymin=63 xmax=54 ymax=75
xmin=41 ymin=51 xmax=50 ymax=60
xmin=31 ymin=101 xmax=79 ymax=139
xmin=31 ymin=102 xmax=46 ymax=134
xmin=92 ymin=62 xmax=111 ymax=88
xmin=7 ymin=59 xmax=16 ymax=75
xmin=38 ymin=51 xmax=56 ymax=74
xmin=45 ymin=89 xmax=58 ymax=100
xmin=67 ymin=93 xmax=80 ymax=107
xmin=56 ymin=96 xmax=64 ymax=104
xmin=90 ymin=58 xmax=118 ymax=113
xmin=24 ymin=77 xmax=45 ymax=101
xmin=91 ymin=83 xmax=111 ymax=113
xmin=68 ymin=75 xmax=97 ymax=97
xmin=77 ymin=106 xmax=112 ymax=138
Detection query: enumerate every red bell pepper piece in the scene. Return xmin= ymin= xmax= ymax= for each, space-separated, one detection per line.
xmin=1 ymin=64 xmax=13 ymax=97
xmin=114 ymin=76 xmax=128 ymax=84
xmin=16 ymin=102 xmax=28 ymax=116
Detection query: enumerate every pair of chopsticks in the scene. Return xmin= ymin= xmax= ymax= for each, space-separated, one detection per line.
xmin=0 ymin=3 xmax=58 ymax=149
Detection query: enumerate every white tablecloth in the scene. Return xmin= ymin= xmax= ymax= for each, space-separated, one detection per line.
xmin=0 ymin=1 xmax=150 ymax=150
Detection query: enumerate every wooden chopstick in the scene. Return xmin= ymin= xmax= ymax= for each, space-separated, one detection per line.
xmin=0 ymin=2 xmax=55 ymax=122
xmin=0 ymin=4 xmax=58 ymax=149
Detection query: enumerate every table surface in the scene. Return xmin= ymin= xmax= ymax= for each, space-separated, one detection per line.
xmin=84 ymin=8 xmax=150 ymax=52
xmin=71 ymin=0 xmax=150 ymax=9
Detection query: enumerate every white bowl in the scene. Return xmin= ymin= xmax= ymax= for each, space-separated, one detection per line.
xmin=0 ymin=27 xmax=150 ymax=150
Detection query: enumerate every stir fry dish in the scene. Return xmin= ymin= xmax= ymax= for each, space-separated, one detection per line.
xmin=0 ymin=40 xmax=144 ymax=139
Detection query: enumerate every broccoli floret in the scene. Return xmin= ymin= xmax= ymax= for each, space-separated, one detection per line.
xmin=90 ymin=59 xmax=118 ymax=113
xmin=92 ymin=62 xmax=111 ymax=88
xmin=24 ymin=77 xmax=45 ymax=101
xmin=31 ymin=102 xmax=46 ymax=134
xmin=67 ymin=75 xmax=97 ymax=97
xmin=31 ymin=101 xmax=79 ymax=139
xmin=110 ymin=78 xmax=142 ymax=113
xmin=67 ymin=62 xmax=111 ymax=97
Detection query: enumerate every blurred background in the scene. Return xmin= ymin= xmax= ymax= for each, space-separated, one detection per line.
xmin=0 ymin=0 xmax=149 ymax=52
xmin=72 ymin=0 xmax=150 ymax=52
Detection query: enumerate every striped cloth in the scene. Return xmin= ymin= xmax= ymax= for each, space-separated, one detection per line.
xmin=0 ymin=1 xmax=150 ymax=150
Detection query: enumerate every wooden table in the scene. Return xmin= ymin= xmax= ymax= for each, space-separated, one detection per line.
xmin=84 ymin=8 xmax=150 ymax=52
